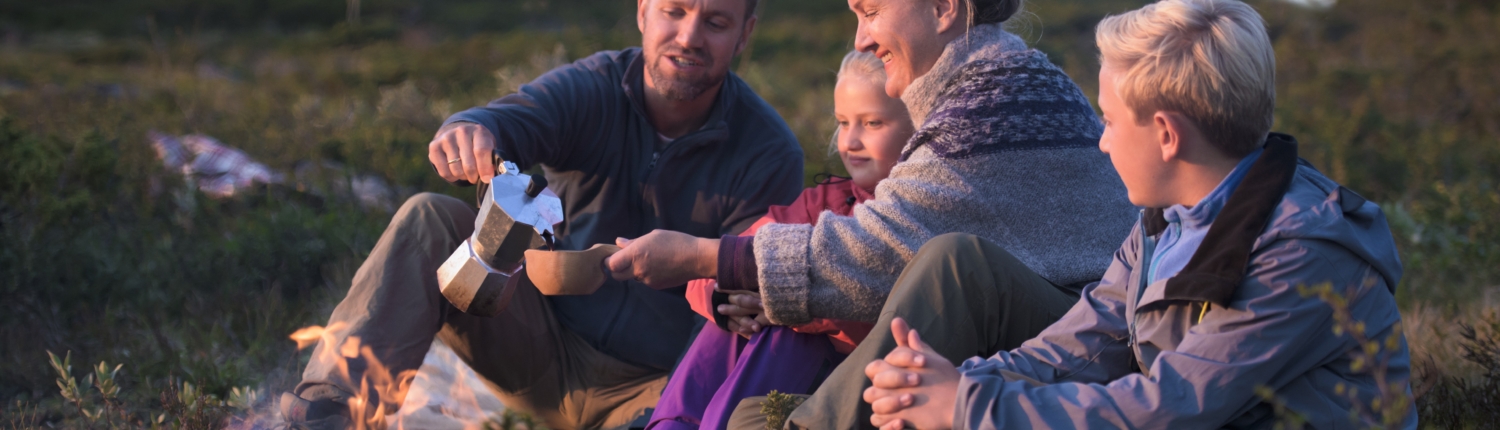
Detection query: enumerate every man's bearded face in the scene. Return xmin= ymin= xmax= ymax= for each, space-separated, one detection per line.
xmin=648 ymin=43 xmax=720 ymax=101
xmin=639 ymin=0 xmax=752 ymax=101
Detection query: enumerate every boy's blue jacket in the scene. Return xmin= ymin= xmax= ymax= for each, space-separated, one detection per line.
xmin=952 ymin=134 xmax=1416 ymax=428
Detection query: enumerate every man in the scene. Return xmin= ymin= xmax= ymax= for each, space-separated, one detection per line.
xmin=279 ymin=0 xmax=805 ymax=428
xmin=781 ymin=0 xmax=1414 ymax=428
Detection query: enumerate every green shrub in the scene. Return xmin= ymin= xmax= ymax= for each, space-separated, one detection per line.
xmin=1416 ymin=312 xmax=1500 ymax=428
xmin=482 ymin=409 xmax=549 ymax=430
xmin=0 ymin=118 xmax=387 ymax=425
xmin=761 ymin=390 xmax=807 ymax=430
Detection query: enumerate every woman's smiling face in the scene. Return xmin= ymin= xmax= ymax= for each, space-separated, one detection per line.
xmin=848 ymin=0 xmax=961 ymax=98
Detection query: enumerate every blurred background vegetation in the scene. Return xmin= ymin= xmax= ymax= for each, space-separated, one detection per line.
xmin=1 ymin=0 xmax=1496 ymax=427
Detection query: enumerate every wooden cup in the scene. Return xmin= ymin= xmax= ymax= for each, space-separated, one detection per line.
xmin=524 ymin=244 xmax=622 ymax=295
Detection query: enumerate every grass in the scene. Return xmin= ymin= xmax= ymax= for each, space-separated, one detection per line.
xmin=1 ymin=0 xmax=1497 ymax=427
xmin=761 ymin=390 xmax=807 ymax=430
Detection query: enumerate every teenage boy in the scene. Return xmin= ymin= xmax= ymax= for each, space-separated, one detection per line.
xmin=770 ymin=0 xmax=1414 ymax=428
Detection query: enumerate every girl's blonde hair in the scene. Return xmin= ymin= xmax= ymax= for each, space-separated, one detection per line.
xmin=836 ymin=50 xmax=886 ymax=86
xmin=1096 ymin=0 xmax=1275 ymax=157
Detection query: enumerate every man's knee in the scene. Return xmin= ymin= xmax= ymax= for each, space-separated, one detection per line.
xmin=397 ymin=192 xmax=468 ymax=219
xmin=376 ymin=192 xmax=476 ymax=257
xmin=391 ymin=192 xmax=470 ymax=230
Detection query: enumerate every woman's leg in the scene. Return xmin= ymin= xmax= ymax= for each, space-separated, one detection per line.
xmin=780 ymin=233 xmax=1082 ymax=430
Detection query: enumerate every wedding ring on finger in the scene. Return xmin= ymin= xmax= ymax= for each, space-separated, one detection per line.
xmin=449 ymin=158 xmax=462 ymax=164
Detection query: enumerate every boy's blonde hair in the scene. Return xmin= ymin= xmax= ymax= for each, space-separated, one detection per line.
xmin=1096 ymin=0 xmax=1275 ymax=157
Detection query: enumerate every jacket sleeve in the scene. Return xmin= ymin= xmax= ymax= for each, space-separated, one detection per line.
xmin=441 ymin=54 xmax=616 ymax=173
xmin=689 ymin=214 xmax=780 ymax=324
xmin=950 ymin=239 xmax=1390 ymax=429
xmin=967 ymin=236 xmax=1137 ymax=387
xmin=753 ymin=152 xmax=991 ymax=325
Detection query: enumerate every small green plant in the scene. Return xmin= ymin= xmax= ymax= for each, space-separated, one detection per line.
xmin=5 ymin=400 xmax=45 ymax=430
xmin=48 ymin=351 xmax=86 ymax=415
xmin=43 ymin=350 xmax=262 ymax=428
xmin=1296 ymin=284 xmax=1410 ymax=428
xmin=154 ymin=378 xmax=232 ymax=430
xmin=761 ymin=390 xmax=807 ymax=430
xmin=481 ymin=409 xmax=548 ymax=430
xmin=1253 ymin=385 xmax=1307 ymax=430
xmin=46 ymin=350 xmax=129 ymax=429
xmin=93 ymin=360 xmax=126 ymax=428
xmin=47 ymin=350 xmax=105 ymax=428
xmin=226 ymin=386 xmax=262 ymax=412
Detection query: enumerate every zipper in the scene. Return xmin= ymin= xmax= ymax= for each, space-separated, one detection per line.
xmin=644 ymin=131 xmax=696 ymax=184
xmin=1129 ymin=210 xmax=1156 ymax=374
xmin=1146 ymin=223 xmax=1178 ymax=284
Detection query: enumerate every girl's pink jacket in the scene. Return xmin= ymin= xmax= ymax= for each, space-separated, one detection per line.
xmin=686 ymin=177 xmax=874 ymax=354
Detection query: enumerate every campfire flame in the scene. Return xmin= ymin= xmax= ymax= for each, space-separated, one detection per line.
xmin=288 ymin=325 xmax=325 ymax=350
xmin=288 ymin=324 xmax=501 ymax=429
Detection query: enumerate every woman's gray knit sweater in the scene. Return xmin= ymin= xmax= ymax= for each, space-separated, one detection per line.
xmin=753 ymin=24 xmax=1137 ymax=325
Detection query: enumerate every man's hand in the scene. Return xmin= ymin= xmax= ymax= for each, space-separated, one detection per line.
xmin=606 ymin=230 xmax=718 ymax=289
xmin=428 ymin=122 xmax=498 ymax=184
xmin=863 ymin=317 xmax=960 ymax=430
xmin=718 ymin=291 xmax=773 ymax=338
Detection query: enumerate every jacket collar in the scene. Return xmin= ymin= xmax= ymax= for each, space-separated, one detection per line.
xmin=621 ymin=49 xmax=734 ymax=150
xmin=1161 ymin=147 xmax=1263 ymax=231
xmin=1148 ymin=133 xmax=1300 ymax=307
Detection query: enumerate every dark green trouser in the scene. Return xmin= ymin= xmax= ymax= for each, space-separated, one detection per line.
xmin=730 ymin=233 xmax=1082 ymax=430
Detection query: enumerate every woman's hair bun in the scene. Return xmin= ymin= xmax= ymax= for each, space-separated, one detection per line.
xmin=971 ymin=0 xmax=1022 ymax=25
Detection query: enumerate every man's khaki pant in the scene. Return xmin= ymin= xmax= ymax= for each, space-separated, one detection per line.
xmin=298 ymin=193 xmax=665 ymax=430
xmin=729 ymin=233 xmax=1080 ymax=429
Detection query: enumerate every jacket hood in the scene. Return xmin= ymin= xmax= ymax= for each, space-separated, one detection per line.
xmin=1148 ymin=133 xmax=1403 ymax=305
xmin=1266 ymin=158 xmax=1404 ymax=295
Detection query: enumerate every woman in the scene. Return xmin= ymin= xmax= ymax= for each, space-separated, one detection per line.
xmin=609 ymin=0 xmax=1136 ymax=426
